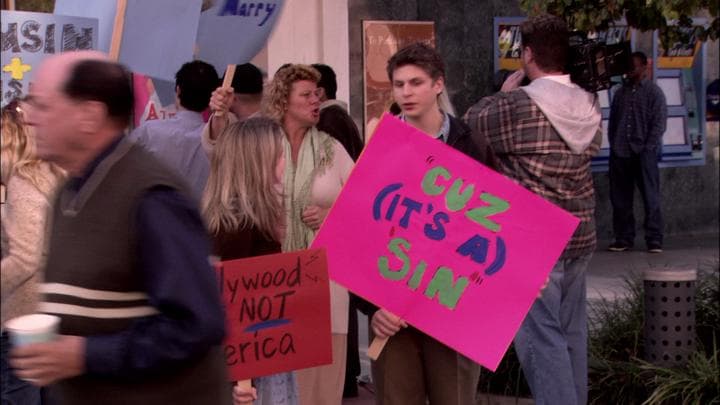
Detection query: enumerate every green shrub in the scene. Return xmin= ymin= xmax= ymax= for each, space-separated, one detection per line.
xmin=588 ymin=277 xmax=649 ymax=403
xmin=696 ymin=261 xmax=720 ymax=355
xmin=477 ymin=261 xmax=719 ymax=403
xmin=589 ymin=277 xmax=645 ymax=361
xmin=641 ymin=344 xmax=719 ymax=405
xmin=588 ymin=262 xmax=719 ymax=404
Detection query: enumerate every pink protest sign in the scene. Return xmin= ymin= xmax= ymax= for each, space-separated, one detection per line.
xmin=312 ymin=114 xmax=580 ymax=371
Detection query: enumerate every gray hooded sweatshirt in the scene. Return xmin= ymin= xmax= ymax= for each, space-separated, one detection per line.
xmin=521 ymin=75 xmax=602 ymax=154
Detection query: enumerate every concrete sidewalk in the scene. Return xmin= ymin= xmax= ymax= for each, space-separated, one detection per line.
xmin=342 ymin=233 xmax=719 ymax=405
xmin=587 ymin=233 xmax=719 ymax=302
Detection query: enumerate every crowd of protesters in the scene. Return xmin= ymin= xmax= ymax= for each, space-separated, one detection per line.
xmin=1 ymin=13 xmax=667 ymax=405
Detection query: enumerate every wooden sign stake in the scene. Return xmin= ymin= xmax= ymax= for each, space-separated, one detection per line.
xmin=109 ymin=0 xmax=127 ymax=61
xmin=367 ymin=336 xmax=389 ymax=360
xmin=215 ymin=64 xmax=236 ymax=117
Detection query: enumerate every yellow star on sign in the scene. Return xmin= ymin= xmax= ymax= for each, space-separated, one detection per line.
xmin=3 ymin=57 xmax=32 ymax=80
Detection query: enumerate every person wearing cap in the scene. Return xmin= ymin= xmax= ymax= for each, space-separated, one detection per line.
xmin=201 ymin=63 xmax=264 ymax=153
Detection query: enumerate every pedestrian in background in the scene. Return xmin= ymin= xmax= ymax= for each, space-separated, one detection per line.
xmin=607 ymin=51 xmax=667 ymax=253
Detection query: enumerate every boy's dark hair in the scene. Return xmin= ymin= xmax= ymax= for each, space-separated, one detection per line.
xmin=228 ymin=63 xmax=263 ymax=95
xmin=176 ymin=60 xmax=219 ymax=112
xmin=632 ymin=51 xmax=648 ymax=66
xmin=386 ymin=42 xmax=445 ymax=82
xmin=63 ymin=59 xmax=133 ymax=127
xmin=312 ymin=63 xmax=337 ymax=99
xmin=520 ymin=14 xmax=570 ymax=73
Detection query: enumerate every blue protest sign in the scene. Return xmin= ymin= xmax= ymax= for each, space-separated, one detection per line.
xmin=1 ymin=10 xmax=98 ymax=106
xmin=196 ymin=0 xmax=285 ymax=74
xmin=54 ymin=0 xmax=202 ymax=81
xmin=54 ymin=0 xmax=115 ymax=52
xmin=119 ymin=0 xmax=202 ymax=81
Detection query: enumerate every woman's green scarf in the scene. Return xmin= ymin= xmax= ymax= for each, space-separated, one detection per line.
xmin=282 ymin=126 xmax=336 ymax=252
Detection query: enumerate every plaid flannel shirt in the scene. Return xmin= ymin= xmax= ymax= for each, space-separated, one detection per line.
xmin=464 ymin=89 xmax=601 ymax=259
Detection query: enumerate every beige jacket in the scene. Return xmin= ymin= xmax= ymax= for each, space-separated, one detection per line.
xmin=1 ymin=164 xmax=61 ymax=327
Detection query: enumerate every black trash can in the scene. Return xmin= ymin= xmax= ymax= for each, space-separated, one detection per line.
xmin=643 ymin=269 xmax=697 ymax=367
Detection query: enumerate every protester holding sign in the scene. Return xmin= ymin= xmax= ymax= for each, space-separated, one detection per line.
xmin=464 ymin=14 xmax=601 ymax=405
xmin=203 ymin=116 xmax=298 ymax=405
xmin=262 ymin=64 xmax=354 ymax=405
xmin=202 ymin=63 xmax=264 ymax=152
xmin=368 ymin=43 xmax=496 ymax=405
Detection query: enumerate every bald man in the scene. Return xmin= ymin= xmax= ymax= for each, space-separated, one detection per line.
xmin=10 ymin=52 xmax=231 ymax=405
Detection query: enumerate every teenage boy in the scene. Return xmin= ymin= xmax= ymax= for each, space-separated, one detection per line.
xmin=368 ymin=42 xmax=495 ymax=405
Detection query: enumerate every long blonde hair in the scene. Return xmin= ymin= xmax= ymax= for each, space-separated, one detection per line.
xmin=1 ymin=101 xmax=63 ymax=194
xmin=202 ymin=117 xmax=285 ymax=240
xmin=262 ymin=64 xmax=320 ymax=121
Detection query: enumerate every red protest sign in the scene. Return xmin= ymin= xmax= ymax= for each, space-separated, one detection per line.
xmin=216 ymin=249 xmax=332 ymax=381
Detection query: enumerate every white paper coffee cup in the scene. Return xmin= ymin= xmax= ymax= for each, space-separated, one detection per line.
xmin=4 ymin=314 xmax=60 ymax=347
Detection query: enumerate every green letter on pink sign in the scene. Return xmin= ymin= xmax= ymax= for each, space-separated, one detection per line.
xmin=378 ymin=237 xmax=411 ymax=280
xmin=424 ymin=267 xmax=468 ymax=310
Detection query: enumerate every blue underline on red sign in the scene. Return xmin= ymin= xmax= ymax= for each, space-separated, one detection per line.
xmin=244 ymin=318 xmax=292 ymax=333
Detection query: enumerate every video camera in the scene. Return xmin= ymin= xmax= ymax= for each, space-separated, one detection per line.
xmin=567 ymin=33 xmax=633 ymax=93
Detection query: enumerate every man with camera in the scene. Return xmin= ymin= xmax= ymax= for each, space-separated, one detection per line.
xmin=464 ymin=14 xmax=601 ymax=405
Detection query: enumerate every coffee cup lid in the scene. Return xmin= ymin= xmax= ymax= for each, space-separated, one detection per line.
xmin=4 ymin=314 xmax=60 ymax=332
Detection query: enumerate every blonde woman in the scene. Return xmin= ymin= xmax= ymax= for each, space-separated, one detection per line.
xmin=202 ymin=117 xmax=296 ymax=405
xmin=1 ymin=100 xmax=64 ymax=404
xmin=263 ymin=64 xmax=354 ymax=405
